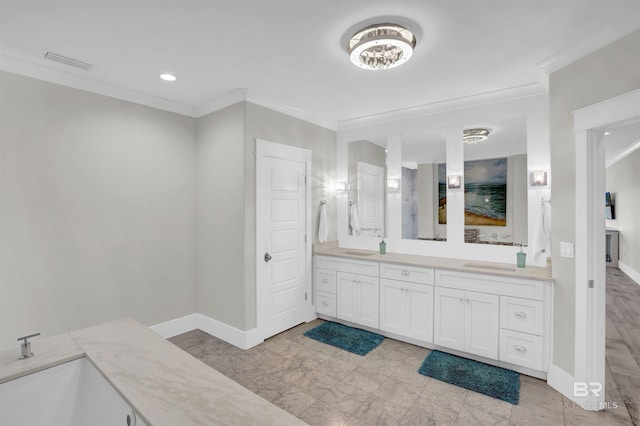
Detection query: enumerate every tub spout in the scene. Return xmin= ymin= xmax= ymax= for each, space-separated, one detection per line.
xmin=17 ymin=332 xmax=40 ymax=359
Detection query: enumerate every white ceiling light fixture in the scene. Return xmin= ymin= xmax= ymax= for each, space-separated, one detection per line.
xmin=159 ymin=73 xmax=177 ymax=82
xmin=463 ymin=128 xmax=491 ymax=144
xmin=347 ymin=23 xmax=416 ymax=70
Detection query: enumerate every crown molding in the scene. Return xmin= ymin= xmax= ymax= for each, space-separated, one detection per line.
xmin=337 ymin=83 xmax=545 ymax=132
xmin=537 ymin=15 xmax=640 ymax=74
xmin=194 ymin=88 xmax=249 ymax=117
xmin=0 ymin=54 xmax=197 ymax=117
xmin=245 ymin=93 xmax=338 ymax=131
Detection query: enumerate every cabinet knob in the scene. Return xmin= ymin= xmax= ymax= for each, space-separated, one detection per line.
xmin=322 ymin=300 xmax=329 ymax=306
xmin=514 ymin=311 xmax=527 ymax=319
xmin=322 ymin=278 xmax=329 ymax=283
xmin=401 ymin=270 xmax=410 ymax=277
xmin=459 ymin=297 xmax=464 ymax=302
xmin=514 ymin=345 xmax=527 ymax=352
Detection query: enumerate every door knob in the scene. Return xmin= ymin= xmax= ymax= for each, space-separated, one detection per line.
xmin=264 ymin=252 xmax=272 ymax=262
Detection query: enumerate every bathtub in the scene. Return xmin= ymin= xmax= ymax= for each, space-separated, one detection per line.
xmin=0 ymin=358 xmax=145 ymax=426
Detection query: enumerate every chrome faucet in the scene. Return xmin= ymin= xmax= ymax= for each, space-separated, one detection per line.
xmin=17 ymin=332 xmax=40 ymax=359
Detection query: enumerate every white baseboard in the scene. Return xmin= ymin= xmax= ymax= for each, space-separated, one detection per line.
xmin=618 ymin=261 xmax=640 ymax=286
xmin=547 ymin=363 xmax=575 ymax=402
xmin=150 ymin=313 xmax=264 ymax=350
xmin=149 ymin=313 xmax=201 ymax=338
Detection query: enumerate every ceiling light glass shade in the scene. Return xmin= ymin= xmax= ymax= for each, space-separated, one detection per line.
xmin=347 ymin=24 xmax=416 ymax=70
xmin=463 ymin=128 xmax=490 ymax=144
xmin=159 ymin=73 xmax=177 ymax=82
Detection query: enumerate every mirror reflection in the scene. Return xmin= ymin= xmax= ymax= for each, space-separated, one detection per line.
xmin=400 ymin=129 xmax=447 ymax=241
xmin=348 ymin=139 xmax=387 ymax=237
xmin=462 ymin=117 xmax=528 ymax=245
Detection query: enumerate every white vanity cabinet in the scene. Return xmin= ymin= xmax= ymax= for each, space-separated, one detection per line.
xmin=313 ymin=253 xmax=553 ymax=378
xmin=337 ymin=272 xmax=379 ymax=328
xmin=315 ymin=255 xmax=379 ymax=329
xmin=379 ymin=263 xmax=434 ymax=342
xmin=434 ymin=287 xmax=499 ymax=359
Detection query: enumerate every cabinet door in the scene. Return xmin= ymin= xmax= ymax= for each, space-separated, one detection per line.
xmin=405 ymin=283 xmax=434 ymax=343
xmin=465 ymin=291 xmax=499 ymax=359
xmin=434 ymin=287 xmax=465 ymax=352
xmin=380 ymin=279 xmax=405 ymax=335
xmin=337 ymin=272 xmax=358 ymax=323
xmin=357 ymin=274 xmax=380 ymax=328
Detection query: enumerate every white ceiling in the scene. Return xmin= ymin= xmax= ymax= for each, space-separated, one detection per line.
xmin=1 ymin=1 xmax=640 ymax=128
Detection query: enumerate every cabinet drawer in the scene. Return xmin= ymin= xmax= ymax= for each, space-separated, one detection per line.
xmin=316 ymin=291 xmax=336 ymax=317
xmin=499 ymin=329 xmax=544 ymax=371
xmin=380 ymin=263 xmax=434 ymax=285
xmin=315 ymin=255 xmax=379 ymax=276
xmin=500 ymin=296 xmax=543 ymax=335
xmin=316 ymin=269 xmax=336 ymax=294
xmin=435 ymin=269 xmax=545 ymax=300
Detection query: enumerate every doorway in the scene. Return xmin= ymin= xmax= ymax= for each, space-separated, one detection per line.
xmin=256 ymin=139 xmax=313 ymax=341
xmin=573 ymin=88 xmax=640 ymax=410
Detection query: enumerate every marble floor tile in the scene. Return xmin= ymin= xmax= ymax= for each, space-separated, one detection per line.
xmin=390 ymin=363 xmax=431 ymax=388
xmin=353 ymin=395 xmax=409 ymax=426
xmin=295 ymin=369 xmax=340 ymax=399
xmin=262 ymin=335 xmax=307 ymax=358
xmin=374 ymin=376 xmax=425 ymax=409
xmin=610 ymin=372 xmax=640 ymax=425
xmin=342 ymin=366 xmax=387 ymax=394
xmin=360 ymin=354 xmax=403 ymax=377
xmin=605 ymin=339 xmax=640 ymax=378
xmin=321 ymin=380 xmax=373 ymax=415
xmin=459 ymin=391 xmax=512 ymax=424
xmin=273 ymin=387 xmax=317 ymax=417
xmin=409 ymin=388 xmax=464 ymax=425
xmin=319 ymin=356 xmax=361 ymax=380
xmin=422 ymin=379 xmax=468 ymax=403
xmin=399 ymin=407 xmax=447 ymax=426
xmin=510 ymin=401 xmax=565 ymax=426
xmin=517 ymin=376 xmax=564 ymax=411
xmin=298 ymin=400 xmax=351 ymax=426
xmin=563 ymin=398 xmax=633 ymax=426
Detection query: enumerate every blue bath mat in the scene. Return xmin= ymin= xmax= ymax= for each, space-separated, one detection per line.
xmin=419 ymin=350 xmax=520 ymax=404
xmin=304 ymin=322 xmax=384 ymax=356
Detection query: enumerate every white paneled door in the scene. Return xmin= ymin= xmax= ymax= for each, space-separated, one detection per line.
xmin=256 ymin=140 xmax=312 ymax=341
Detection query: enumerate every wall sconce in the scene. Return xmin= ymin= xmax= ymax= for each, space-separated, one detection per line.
xmin=447 ymin=175 xmax=462 ymax=189
xmin=530 ymin=171 xmax=548 ymax=186
xmin=387 ymin=179 xmax=400 ymax=192
xmin=335 ymin=181 xmax=347 ymax=193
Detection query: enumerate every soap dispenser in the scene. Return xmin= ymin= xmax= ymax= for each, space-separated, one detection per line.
xmin=379 ymin=238 xmax=386 ymax=254
xmin=516 ymin=244 xmax=527 ymax=268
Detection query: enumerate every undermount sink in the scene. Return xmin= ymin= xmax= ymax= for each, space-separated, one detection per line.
xmin=343 ymin=251 xmax=374 ymax=257
xmin=463 ymin=263 xmax=516 ymax=272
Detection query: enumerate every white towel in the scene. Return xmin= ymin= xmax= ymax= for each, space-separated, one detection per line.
xmin=350 ymin=204 xmax=361 ymax=236
xmin=533 ymin=201 xmax=551 ymax=263
xmin=318 ymin=204 xmax=328 ymax=243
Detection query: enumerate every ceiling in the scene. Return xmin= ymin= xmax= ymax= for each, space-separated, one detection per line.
xmin=1 ymin=1 xmax=639 ymax=129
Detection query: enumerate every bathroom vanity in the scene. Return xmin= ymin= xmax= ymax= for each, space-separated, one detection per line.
xmin=314 ymin=247 xmax=553 ymax=379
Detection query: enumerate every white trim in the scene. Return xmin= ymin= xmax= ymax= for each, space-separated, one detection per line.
xmin=606 ymin=138 xmax=640 ymax=168
xmin=573 ymin=89 xmax=640 ymax=132
xmin=1 ymin=54 xmax=197 ymax=117
xmin=149 ymin=313 xmax=201 ymax=338
xmin=149 ymin=313 xmax=264 ymax=350
xmin=547 ymin=363 xmax=584 ymax=407
xmin=194 ymin=89 xmax=248 ymax=117
xmin=337 ymin=84 xmax=544 ymax=133
xmin=571 ymin=89 xmax=640 ymax=411
xmin=247 ymin=93 xmax=337 ymax=131
xmin=537 ymin=17 xmax=640 ymax=74
xmin=618 ymin=261 xmax=640 ymax=286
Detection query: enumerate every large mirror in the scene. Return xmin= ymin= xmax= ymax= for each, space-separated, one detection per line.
xmin=462 ymin=116 xmax=528 ymax=245
xmin=400 ymin=129 xmax=447 ymax=241
xmin=348 ymin=139 xmax=387 ymax=237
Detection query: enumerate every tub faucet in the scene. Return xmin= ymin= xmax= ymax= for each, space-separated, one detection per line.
xmin=17 ymin=332 xmax=40 ymax=359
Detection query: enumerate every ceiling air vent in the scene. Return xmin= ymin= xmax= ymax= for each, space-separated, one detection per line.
xmin=44 ymin=51 xmax=93 ymax=71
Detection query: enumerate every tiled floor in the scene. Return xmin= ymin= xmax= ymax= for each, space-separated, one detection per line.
xmin=169 ymin=267 xmax=639 ymax=425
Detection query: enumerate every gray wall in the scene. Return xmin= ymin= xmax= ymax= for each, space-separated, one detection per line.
xmin=549 ymin=29 xmax=640 ymax=374
xmin=196 ymin=103 xmax=247 ymax=329
xmin=606 ymin=148 xmax=640 ymax=273
xmin=0 ymin=71 xmax=198 ymax=350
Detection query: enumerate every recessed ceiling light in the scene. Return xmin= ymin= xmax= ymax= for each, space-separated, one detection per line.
xmin=347 ymin=23 xmax=416 ymax=70
xmin=159 ymin=73 xmax=177 ymax=82
xmin=604 ymin=132 xmax=611 ymax=135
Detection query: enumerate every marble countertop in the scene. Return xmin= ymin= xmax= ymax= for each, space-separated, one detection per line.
xmin=1 ymin=319 xmax=305 ymax=426
xmin=314 ymin=246 xmax=553 ymax=282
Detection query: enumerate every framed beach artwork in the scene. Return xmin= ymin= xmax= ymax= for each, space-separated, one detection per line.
xmin=438 ymin=163 xmax=447 ymax=224
xmin=464 ymin=158 xmax=507 ymax=226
